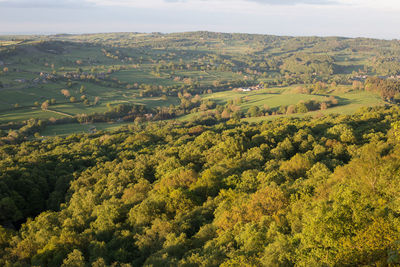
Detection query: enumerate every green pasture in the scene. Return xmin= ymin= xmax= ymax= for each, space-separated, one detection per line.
xmin=110 ymin=68 xmax=246 ymax=87
xmin=0 ymin=98 xmax=179 ymax=123
xmin=0 ymin=81 xmax=180 ymax=123
xmin=180 ymin=86 xmax=386 ymax=122
xmin=40 ymin=121 xmax=134 ymax=137
xmin=0 ymin=83 xmax=68 ymax=109
xmin=242 ymin=91 xmax=385 ymax=123
xmin=193 ymin=70 xmax=245 ymax=85
xmin=201 ymin=86 xmax=316 ymax=109
xmin=0 ymin=107 xmax=66 ymax=123
xmin=0 ymin=33 xmax=394 ymax=135
xmin=110 ymin=68 xmax=179 ymax=86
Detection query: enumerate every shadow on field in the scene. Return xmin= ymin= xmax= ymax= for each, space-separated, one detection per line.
xmin=334 ymin=96 xmax=353 ymax=106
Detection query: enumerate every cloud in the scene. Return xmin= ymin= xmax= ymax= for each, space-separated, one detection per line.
xmin=166 ymin=0 xmax=338 ymax=4
xmin=80 ymin=0 xmax=341 ymax=12
xmin=0 ymin=0 xmax=93 ymax=8
xmin=0 ymin=0 xmax=338 ymax=9
xmin=247 ymin=0 xmax=338 ymax=5
xmin=1 ymin=0 xmax=400 ymax=38
xmin=164 ymin=0 xmax=338 ymax=5
xmin=341 ymin=0 xmax=400 ymax=10
xmin=0 ymin=0 xmax=398 ymax=10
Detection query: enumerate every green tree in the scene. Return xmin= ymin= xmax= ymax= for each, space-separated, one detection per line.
xmin=62 ymin=249 xmax=85 ymax=267
xmin=41 ymin=100 xmax=49 ymax=110
xmin=296 ymin=102 xmax=308 ymax=113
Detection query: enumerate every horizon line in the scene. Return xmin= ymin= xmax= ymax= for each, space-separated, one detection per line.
xmin=0 ymin=30 xmax=398 ymax=41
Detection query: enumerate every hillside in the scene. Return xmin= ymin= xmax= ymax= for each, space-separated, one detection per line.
xmin=1 ymin=32 xmax=400 ymax=266
xmin=0 ymin=32 xmax=400 ymax=138
xmin=1 ymin=105 xmax=400 ymax=266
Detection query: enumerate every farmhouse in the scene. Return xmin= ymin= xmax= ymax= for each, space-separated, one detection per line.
xmin=237 ymin=84 xmax=264 ymax=92
xmin=144 ymin=113 xmax=154 ymax=120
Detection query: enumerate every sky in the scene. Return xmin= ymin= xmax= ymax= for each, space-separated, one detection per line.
xmin=0 ymin=0 xmax=399 ymax=39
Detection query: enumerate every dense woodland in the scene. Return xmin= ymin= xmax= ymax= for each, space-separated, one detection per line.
xmin=2 ymin=32 xmax=400 ymax=266
xmin=0 ymin=105 xmax=400 ymax=266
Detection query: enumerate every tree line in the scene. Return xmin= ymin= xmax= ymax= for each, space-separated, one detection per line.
xmin=0 ymin=106 xmax=400 ymax=266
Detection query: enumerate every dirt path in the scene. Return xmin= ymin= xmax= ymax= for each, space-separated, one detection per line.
xmin=204 ymin=71 xmax=218 ymax=78
xmin=45 ymin=109 xmax=74 ymax=117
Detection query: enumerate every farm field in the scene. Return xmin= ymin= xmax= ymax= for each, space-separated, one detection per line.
xmin=37 ymin=85 xmax=386 ymax=135
xmin=0 ymin=80 xmax=180 ymax=123
xmin=0 ymin=32 xmax=398 ymax=136
xmin=4 ymin=2 xmax=400 ymax=266
xmin=179 ymin=86 xmax=386 ymax=122
xmin=0 ymin=107 xmax=66 ymax=122
xmin=40 ymin=121 xmax=135 ymax=136
xmin=110 ymin=69 xmax=179 ymax=86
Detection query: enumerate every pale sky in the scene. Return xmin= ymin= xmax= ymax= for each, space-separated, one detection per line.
xmin=0 ymin=0 xmax=399 ymax=39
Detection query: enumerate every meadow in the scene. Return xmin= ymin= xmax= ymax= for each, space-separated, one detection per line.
xmin=40 ymin=121 xmax=135 ymax=136
xmin=0 ymin=32 xmax=398 ymax=136
xmin=180 ymin=85 xmax=386 ymax=121
xmin=2 ymin=33 xmax=400 ymax=267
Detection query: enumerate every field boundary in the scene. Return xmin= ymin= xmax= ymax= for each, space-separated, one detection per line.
xmin=45 ymin=109 xmax=74 ymax=117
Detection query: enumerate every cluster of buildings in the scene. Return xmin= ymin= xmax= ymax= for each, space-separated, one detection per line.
xmin=352 ymin=74 xmax=400 ymax=81
xmin=62 ymin=72 xmax=106 ymax=80
xmin=237 ymin=84 xmax=264 ymax=92
xmin=12 ymin=72 xmax=54 ymax=85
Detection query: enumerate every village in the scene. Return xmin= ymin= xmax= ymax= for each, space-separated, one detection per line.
xmin=236 ymin=84 xmax=264 ymax=92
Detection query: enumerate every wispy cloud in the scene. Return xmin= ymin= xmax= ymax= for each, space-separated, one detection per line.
xmin=79 ymin=0 xmax=342 ymax=13
xmin=0 ymin=0 xmax=340 ymax=9
xmin=0 ymin=0 xmax=399 ymax=39
xmin=0 ymin=0 xmax=94 ymax=8
xmin=0 ymin=0 xmax=398 ymax=10
xmin=164 ymin=0 xmax=338 ymax=4
xmin=340 ymin=0 xmax=400 ymax=9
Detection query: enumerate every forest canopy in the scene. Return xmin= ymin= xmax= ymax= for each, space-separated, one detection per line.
xmin=1 ymin=105 xmax=400 ymax=266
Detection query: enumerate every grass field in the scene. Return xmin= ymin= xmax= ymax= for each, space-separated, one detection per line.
xmin=242 ymin=91 xmax=385 ymax=123
xmin=179 ymin=86 xmax=386 ymax=122
xmin=0 ymin=107 xmax=66 ymax=122
xmin=35 ymin=85 xmax=386 ymax=136
xmin=204 ymin=87 xmax=330 ymax=109
xmin=40 ymin=121 xmax=135 ymax=136
xmin=0 ymin=96 xmax=180 ymax=123
xmin=110 ymin=69 xmax=179 ymax=86
xmin=0 ymin=32 xmax=396 ymax=136
xmin=0 ymin=76 xmax=180 ymax=123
